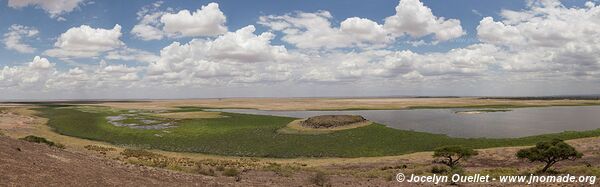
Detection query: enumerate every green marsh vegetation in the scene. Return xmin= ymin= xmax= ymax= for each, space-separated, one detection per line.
xmin=35 ymin=105 xmax=600 ymax=158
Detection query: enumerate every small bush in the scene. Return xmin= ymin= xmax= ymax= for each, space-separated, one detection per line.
xmin=223 ymin=168 xmax=240 ymax=177
xmin=84 ymin=145 xmax=115 ymax=155
xmin=120 ymin=149 xmax=161 ymax=159
xmin=19 ymin=135 xmax=64 ymax=149
xmin=431 ymin=165 xmax=449 ymax=174
xmin=216 ymin=165 xmax=225 ymax=171
xmin=84 ymin=145 xmax=116 ymax=152
xmin=310 ymin=171 xmax=330 ymax=187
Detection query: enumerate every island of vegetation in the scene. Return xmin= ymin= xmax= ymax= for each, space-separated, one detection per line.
xmin=300 ymin=115 xmax=367 ymax=128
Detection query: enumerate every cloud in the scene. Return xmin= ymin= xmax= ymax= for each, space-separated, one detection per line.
xmin=259 ymin=11 xmax=391 ymax=49
xmin=0 ymin=56 xmax=55 ymax=89
xmin=44 ymin=61 xmax=143 ymax=90
xmin=258 ymin=0 xmax=464 ymax=49
xmin=7 ymin=0 xmax=85 ymax=19
xmin=476 ymin=0 xmax=600 ymax=76
xmin=146 ymin=25 xmax=297 ymax=86
xmin=0 ymin=58 xmax=144 ymax=92
xmin=44 ymin=24 xmax=124 ymax=58
xmin=3 ymin=24 xmax=39 ymax=53
xmin=131 ymin=2 xmax=227 ymax=40
xmin=130 ymin=1 xmax=167 ymax=40
xmin=298 ymin=43 xmax=500 ymax=83
xmin=105 ymin=48 xmax=160 ymax=63
xmin=160 ymin=2 xmax=227 ymax=37
xmin=383 ymin=0 xmax=465 ymax=41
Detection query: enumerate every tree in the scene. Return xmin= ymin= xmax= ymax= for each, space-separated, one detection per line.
xmin=516 ymin=139 xmax=583 ymax=172
xmin=433 ymin=146 xmax=478 ymax=168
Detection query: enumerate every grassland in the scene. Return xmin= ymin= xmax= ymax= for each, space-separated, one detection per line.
xmin=35 ymin=105 xmax=600 ymax=158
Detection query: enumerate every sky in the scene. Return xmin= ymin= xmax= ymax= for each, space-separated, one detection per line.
xmin=1 ymin=0 xmax=600 ymax=100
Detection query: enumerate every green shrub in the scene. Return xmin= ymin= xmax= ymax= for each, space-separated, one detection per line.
xmin=19 ymin=135 xmax=64 ymax=149
xmin=216 ymin=165 xmax=225 ymax=171
xmin=223 ymin=168 xmax=240 ymax=177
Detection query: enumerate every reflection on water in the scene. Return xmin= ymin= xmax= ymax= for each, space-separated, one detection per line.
xmin=210 ymin=106 xmax=600 ymax=138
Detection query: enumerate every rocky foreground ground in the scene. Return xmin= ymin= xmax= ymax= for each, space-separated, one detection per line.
xmin=0 ymin=136 xmax=397 ymax=186
xmin=0 ymin=136 xmax=225 ymax=186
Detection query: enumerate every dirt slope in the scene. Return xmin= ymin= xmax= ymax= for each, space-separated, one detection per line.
xmin=0 ymin=136 xmax=222 ymax=186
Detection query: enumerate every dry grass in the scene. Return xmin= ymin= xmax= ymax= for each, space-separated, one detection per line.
xmin=152 ymin=111 xmax=224 ymax=119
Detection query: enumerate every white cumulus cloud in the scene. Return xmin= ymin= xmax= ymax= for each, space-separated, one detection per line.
xmin=258 ymin=0 xmax=464 ymax=49
xmin=383 ymin=0 xmax=465 ymax=41
xmin=0 ymin=56 xmax=56 ymax=89
xmin=7 ymin=0 xmax=85 ymax=19
xmin=476 ymin=0 xmax=600 ymax=76
xmin=132 ymin=2 xmax=227 ymax=40
xmin=3 ymin=24 xmax=39 ymax=53
xmin=146 ymin=25 xmax=297 ymax=86
xmin=44 ymin=24 xmax=124 ymax=58
xmin=259 ymin=11 xmax=391 ymax=49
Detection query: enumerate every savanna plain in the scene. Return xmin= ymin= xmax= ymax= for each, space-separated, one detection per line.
xmin=1 ymin=97 xmax=600 ymax=186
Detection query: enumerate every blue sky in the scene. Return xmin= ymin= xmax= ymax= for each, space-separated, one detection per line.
xmin=1 ymin=0 xmax=600 ymax=99
xmin=0 ymin=0 xmax=529 ymax=65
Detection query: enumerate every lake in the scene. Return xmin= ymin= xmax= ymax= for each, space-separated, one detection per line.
xmin=211 ymin=106 xmax=600 ymax=138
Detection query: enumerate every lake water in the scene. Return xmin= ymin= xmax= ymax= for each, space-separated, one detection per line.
xmin=210 ymin=106 xmax=600 ymax=138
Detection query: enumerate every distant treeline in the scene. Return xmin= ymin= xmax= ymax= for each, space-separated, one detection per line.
xmin=480 ymin=96 xmax=600 ymax=100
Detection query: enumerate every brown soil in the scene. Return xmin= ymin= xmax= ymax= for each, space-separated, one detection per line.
xmin=0 ymin=136 xmax=224 ymax=186
xmin=0 ymin=136 xmax=401 ymax=186
xmin=301 ymin=115 xmax=367 ymax=128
